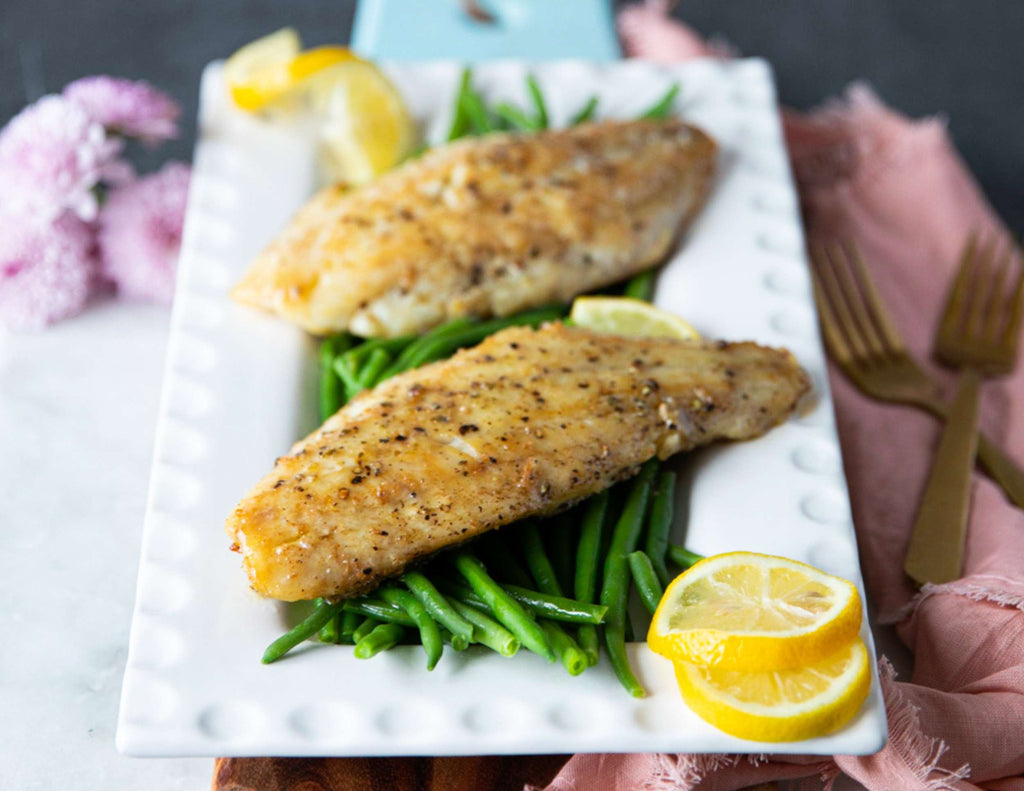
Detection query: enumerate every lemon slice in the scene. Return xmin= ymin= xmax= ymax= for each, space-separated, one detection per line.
xmin=675 ymin=638 xmax=870 ymax=742
xmin=225 ymin=30 xmax=359 ymax=112
xmin=225 ymin=28 xmax=302 ymax=111
xmin=315 ymin=60 xmax=416 ymax=185
xmin=570 ymin=296 xmax=700 ymax=339
xmin=648 ymin=552 xmax=862 ymax=671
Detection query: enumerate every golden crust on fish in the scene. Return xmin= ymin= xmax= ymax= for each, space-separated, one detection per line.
xmin=226 ymin=324 xmax=809 ymax=601
xmin=231 ymin=120 xmax=716 ymax=337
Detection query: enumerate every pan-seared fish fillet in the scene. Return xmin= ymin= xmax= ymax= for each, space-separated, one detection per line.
xmin=231 ymin=120 xmax=716 ymax=337
xmin=227 ymin=324 xmax=810 ymax=601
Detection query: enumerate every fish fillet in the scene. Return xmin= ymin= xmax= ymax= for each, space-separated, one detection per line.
xmin=227 ymin=324 xmax=810 ymax=601
xmin=231 ymin=120 xmax=716 ymax=337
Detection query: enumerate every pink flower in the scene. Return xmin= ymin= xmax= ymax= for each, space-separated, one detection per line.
xmin=98 ymin=161 xmax=191 ymax=304
xmin=64 ymin=76 xmax=181 ymax=145
xmin=0 ymin=95 xmax=132 ymax=223
xmin=0 ymin=211 xmax=96 ymax=331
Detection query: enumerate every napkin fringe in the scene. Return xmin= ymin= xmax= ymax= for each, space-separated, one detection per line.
xmin=887 ymin=575 xmax=1024 ymax=625
xmin=643 ymin=752 xmax=739 ymax=789
xmin=853 ymin=657 xmax=972 ymax=790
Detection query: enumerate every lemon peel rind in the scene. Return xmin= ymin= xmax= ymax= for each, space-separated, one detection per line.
xmin=648 ymin=552 xmax=863 ymax=671
xmin=674 ymin=640 xmax=871 ymax=742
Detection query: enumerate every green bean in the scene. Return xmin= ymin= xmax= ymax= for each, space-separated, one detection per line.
xmin=639 ymin=83 xmax=680 ymax=120
xmin=342 ymin=598 xmax=416 ymax=628
xmin=262 ymin=599 xmax=344 ymax=664
xmin=526 ymin=74 xmax=549 ymax=129
xmin=407 ymin=305 xmax=566 ymax=368
xmin=352 ymin=616 xmax=378 ymax=644
xmin=540 ymin=620 xmax=587 ymax=676
xmin=623 ymin=270 xmax=657 ymax=301
xmin=379 ymin=586 xmax=444 ymax=670
xmin=460 ymin=87 xmax=493 ymax=134
xmin=450 ymin=599 xmax=520 ymax=657
xmin=547 ymin=514 xmax=577 ymax=595
xmin=443 ymin=628 xmax=470 ymax=651
xmin=570 ymin=95 xmax=599 ymax=125
xmin=575 ymin=490 xmax=611 ymax=665
xmin=447 ymin=67 xmax=473 ymax=141
xmin=319 ymin=335 xmax=351 ymax=420
xmin=575 ymin=490 xmax=611 ymax=604
xmin=354 ymin=623 xmax=407 ymax=659
xmin=338 ymin=609 xmax=361 ymax=643
xmin=577 ymin=626 xmax=599 ymax=667
xmin=342 ymin=335 xmax=412 ymax=384
xmin=628 ymin=551 xmax=665 ymax=615
xmin=333 ymin=355 xmax=363 ymax=401
xmin=318 ymin=612 xmax=341 ymax=643
xmin=449 ymin=582 xmax=607 ymax=625
xmin=379 ymin=317 xmax=476 ymax=379
xmin=494 ymin=102 xmax=540 ymax=132
xmin=645 ymin=471 xmax=676 ymax=586
xmin=668 ymin=544 xmax=704 ymax=570
xmin=453 ymin=553 xmax=554 ymax=661
xmin=357 ymin=347 xmax=392 ymax=389
xmin=402 ymin=571 xmax=475 ymax=644
xmin=600 ymin=459 xmax=659 ymax=696
xmin=522 ymin=521 xmax=563 ymax=596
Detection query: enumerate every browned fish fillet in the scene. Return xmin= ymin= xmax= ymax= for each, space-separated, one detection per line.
xmin=226 ymin=324 xmax=810 ymax=601
xmin=231 ymin=120 xmax=716 ymax=337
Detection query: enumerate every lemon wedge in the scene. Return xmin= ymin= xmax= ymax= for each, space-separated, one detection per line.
xmin=314 ymin=60 xmax=416 ymax=185
xmin=674 ymin=638 xmax=871 ymax=742
xmin=225 ymin=30 xmax=359 ymax=112
xmin=225 ymin=28 xmax=303 ymax=111
xmin=570 ymin=296 xmax=700 ymax=340
xmin=648 ymin=552 xmax=862 ymax=671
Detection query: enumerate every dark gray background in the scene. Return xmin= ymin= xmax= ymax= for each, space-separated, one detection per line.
xmin=2 ymin=0 xmax=1022 ymax=227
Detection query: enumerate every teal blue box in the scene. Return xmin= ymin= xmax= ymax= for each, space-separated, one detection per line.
xmin=352 ymin=0 xmax=620 ymax=61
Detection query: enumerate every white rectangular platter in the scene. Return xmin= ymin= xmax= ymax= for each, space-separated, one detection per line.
xmin=118 ymin=58 xmax=888 ymax=757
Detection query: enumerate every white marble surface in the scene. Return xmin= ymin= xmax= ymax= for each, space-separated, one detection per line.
xmin=0 ymin=300 xmax=211 ymax=789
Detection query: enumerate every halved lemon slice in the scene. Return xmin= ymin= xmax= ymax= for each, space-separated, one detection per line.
xmin=648 ymin=552 xmax=862 ymax=671
xmin=675 ymin=638 xmax=870 ymax=742
xmin=570 ymin=296 xmax=700 ymax=340
xmin=315 ymin=60 xmax=416 ymax=185
xmin=225 ymin=30 xmax=358 ymax=112
xmin=225 ymin=28 xmax=302 ymax=111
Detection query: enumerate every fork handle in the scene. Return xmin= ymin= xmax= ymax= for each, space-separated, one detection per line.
xmin=905 ymin=368 xmax=981 ymax=585
xmin=976 ymin=434 xmax=1024 ymax=509
xmin=920 ymin=397 xmax=1024 ymax=509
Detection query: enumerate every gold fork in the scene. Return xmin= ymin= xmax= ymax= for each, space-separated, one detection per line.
xmin=902 ymin=233 xmax=1024 ymax=584
xmin=810 ymin=241 xmax=1024 ymax=513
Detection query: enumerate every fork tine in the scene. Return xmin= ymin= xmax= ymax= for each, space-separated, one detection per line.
xmin=940 ymin=229 xmax=982 ymax=336
xmin=982 ymin=239 xmax=1014 ymax=340
xmin=831 ymin=243 xmax=887 ymax=357
xmin=813 ymin=244 xmax=871 ymax=362
xmin=845 ymin=243 xmax=905 ymax=354
xmin=809 ymin=263 xmax=853 ymax=366
xmin=839 ymin=239 xmax=905 ymax=354
xmin=1002 ymin=246 xmax=1024 ymax=351
xmin=965 ymin=233 xmax=999 ymax=336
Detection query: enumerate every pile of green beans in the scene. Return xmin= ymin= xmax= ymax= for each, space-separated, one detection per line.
xmin=265 ymin=70 xmax=701 ymax=696
xmin=446 ymin=68 xmax=680 ymax=140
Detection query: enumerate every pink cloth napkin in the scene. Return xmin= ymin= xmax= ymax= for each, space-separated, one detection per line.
xmin=534 ymin=3 xmax=1024 ymax=790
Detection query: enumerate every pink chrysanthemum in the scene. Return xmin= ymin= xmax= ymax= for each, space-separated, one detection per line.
xmin=64 ymin=76 xmax=181 ymax=145
xmin=98 ymin=161 xmax=191 ymax=304
xmin=0 ymin=211 xmax=96 ymax=331
xmin=0 ymin=95 xmax=132 ymax=223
